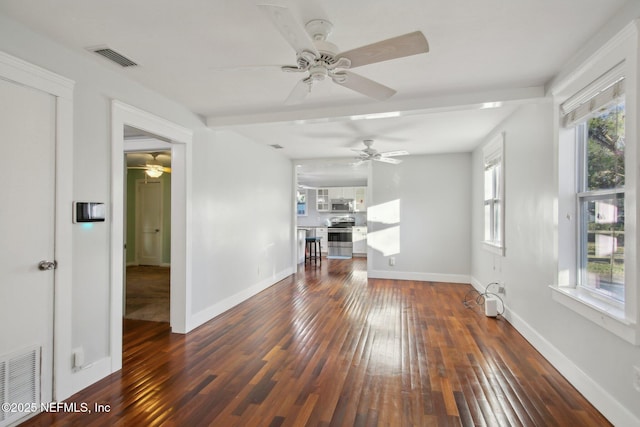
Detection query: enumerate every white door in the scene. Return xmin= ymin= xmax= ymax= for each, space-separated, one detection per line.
xmin=0 ymin=78 xmax=56 ymax=423
xmin=136 ymin=179 xmax=163 ymax=265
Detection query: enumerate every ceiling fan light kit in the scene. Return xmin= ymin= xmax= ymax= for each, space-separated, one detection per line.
xmin=145 ymin=164 xmax=164 ymax=178
xmin=128 ymin=152 xmax=171 ymax=178
xmin=258 ymin=4 xmax=429 ymax=104
xmin=353 ymin=139 xmax=409 ymax=165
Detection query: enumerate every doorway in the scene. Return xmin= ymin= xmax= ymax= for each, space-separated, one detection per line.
xmin=124 ymin=149 xmax=171 ymax=323
xmin=110 ymin=101 xmax=192 ymax=373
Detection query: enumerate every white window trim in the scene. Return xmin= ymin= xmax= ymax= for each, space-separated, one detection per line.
xmin=551 ymin=20 xmax=639 ymax=345
xmin=482 ymin=132 xmax=505 ymax=256
xmin=297 ymin=189 xmax=308 ymax=216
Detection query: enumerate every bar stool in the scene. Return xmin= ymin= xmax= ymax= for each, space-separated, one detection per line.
xmin=305 ymin=237 xmax=321 ymax=265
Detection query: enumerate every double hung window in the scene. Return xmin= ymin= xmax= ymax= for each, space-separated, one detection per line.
xmin=483 ymin=133 xmax=505 ymax=255
xmin=562 ymin=66 xmax=626 ymax=303
xmin=553 ymin=24 xmax=638 ymax=343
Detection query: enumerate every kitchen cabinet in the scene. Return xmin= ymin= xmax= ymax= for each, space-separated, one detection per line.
xmin=327 ymin=187 xmax=342 ymax=200
xmin=319 ymin=187 xmax=367 ymax=212
xmin=316 ymin=227 xmax=328 ymax=254
xmin=328 ymin=187 xmax=356 ymax=200
xmin=352 ymin=226 xmax=367 ymax=256
xmin=341 ymin=187 xmax=356 ymax=200
xmin=297 ymin=229 xmax=307 ymax=264
xmin=354 ymin=187 xmax=366 ymax=212
xmin=316 ymin=188 xmax=329 ymax=212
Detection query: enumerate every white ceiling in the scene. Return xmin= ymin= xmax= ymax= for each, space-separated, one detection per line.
xmin=0 ymin=0 xmax=628 ymax=185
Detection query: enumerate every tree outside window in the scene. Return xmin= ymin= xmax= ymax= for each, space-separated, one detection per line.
xmin=578 ymin=100 xmax=625 ymax=302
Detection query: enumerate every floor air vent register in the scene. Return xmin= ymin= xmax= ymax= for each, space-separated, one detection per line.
xmin=0 ymin=347 xmax=40 ymax=427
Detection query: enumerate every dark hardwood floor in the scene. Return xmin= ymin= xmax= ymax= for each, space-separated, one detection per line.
xmin=22 ymin=258 xmax=610 ymax=426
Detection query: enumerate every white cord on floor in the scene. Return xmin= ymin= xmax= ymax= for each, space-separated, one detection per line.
xmin=463 ymin=281 xmax=505 ymax=316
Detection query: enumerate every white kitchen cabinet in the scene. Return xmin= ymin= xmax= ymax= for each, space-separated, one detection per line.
xmin=327 ymin=187 xmax=342 ymax=200
xmin=316 ymin=227 xmax=328 ymax=254
xmin=341 ymin=187 xmax=356 ymax=199
xmin=354 ymin=187 xmax=366 ymax=212
xmin=352 ymin=226 xmax=367 ymax=256
xmin=327 ymin=187 xmax=356 ymax=200
xmin=316 ymin=188 xmax=329 ymax=212
xmin=297 ymin=229 xmax=307 ymax=264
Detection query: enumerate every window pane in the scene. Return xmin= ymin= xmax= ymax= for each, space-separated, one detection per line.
xmin=484 ymin=167 xmax=493 ymax=199
xmin=580 ymin=195 xmax=624 ymax=301
xmin=586 ymin=100 xmax=625 ymax=191
xmin=493 ymin=201 xmax=501 ymax=244
xmin=494 ymin=164 xmax=501 ymax=198
xmin=484 ymin=203 xmax=491 ymax=242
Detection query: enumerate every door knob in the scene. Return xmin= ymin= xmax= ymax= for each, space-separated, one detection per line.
xmin=38 ymin=260 xmax=57 ymax=271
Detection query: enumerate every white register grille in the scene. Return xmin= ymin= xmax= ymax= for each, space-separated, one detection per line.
xmin=0 ymin=347 xmax=40 ymax=427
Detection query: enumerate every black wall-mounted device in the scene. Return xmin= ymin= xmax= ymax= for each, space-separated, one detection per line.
xmin=73 ymin=202 xmax=106 ymax=223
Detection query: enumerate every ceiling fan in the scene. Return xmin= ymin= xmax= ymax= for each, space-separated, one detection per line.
xmin=128 ymin=152 xmax=171 ymax=178
xmin=353 ymin=139 xmax=408 ymax=164
xmin=258 ymin=4 xmax=429 ymax=104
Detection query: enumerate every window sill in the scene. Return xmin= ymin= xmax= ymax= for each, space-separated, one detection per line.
xmin=550 ymin=285 xmax=638 ymax=345
xmin=483 ymin=241 xmax=505 ymax=256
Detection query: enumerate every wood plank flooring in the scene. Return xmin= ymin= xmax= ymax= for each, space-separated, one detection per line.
xmin=21 ymin=258 xmax=611 ymax=426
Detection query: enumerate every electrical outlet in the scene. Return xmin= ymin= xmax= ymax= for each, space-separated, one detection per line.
xmin=72 ymin=347 xmax=84 ymax=369
xmin=633 ymin=366 xmax=640 ymax=392
xmin=389 ymin=257 xmax=395 ymax=266
xmin=498 ymin=283 xmax=506 ymax=294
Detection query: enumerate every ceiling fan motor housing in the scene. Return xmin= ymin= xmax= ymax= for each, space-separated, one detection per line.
xmin=305 ymin=19 xmax=333 ymax=41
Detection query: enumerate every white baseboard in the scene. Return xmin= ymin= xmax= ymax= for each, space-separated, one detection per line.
xmin=188 ymin=267 xmax=294 ymax=332
xmin=367 ymin=269 xmax=470 ymax=284
xmin=67 ymin=356 xmax=112 ymax=401
xmin=470 ymin=276 xmax=638 ymax=427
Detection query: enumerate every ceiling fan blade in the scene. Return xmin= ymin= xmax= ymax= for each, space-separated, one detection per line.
xmin=375 ymin=156 xmax=403 ymax=164
xmin=284 ymin=79 xmax=311 ymax=105
xmin=336 ymin=31 xmax=429 ymax=68
xmin=335 ymin=71 xmax=396 ymax=100
xmin=257 ymin=4 xmax=320 ymax=57
xmin=380 ymin=150 xmax=409 ymax=157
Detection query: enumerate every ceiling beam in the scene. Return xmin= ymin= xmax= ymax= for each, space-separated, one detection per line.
xmin=206 ymin=86 xmax=546 ymax=128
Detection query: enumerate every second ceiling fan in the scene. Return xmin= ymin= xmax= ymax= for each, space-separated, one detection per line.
xmin=353 ymin=139 xmax=408 ymax=164
xmin=258 ymin=4 xmax=429 ymax=104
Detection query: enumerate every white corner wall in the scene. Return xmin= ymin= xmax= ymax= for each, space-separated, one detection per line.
xmin=471 ymin=103 xmax=640 ymax=426
xmin=368 ymin=154 xmax=471 ymax=283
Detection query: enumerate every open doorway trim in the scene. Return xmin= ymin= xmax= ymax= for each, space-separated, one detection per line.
xmin=111 ymin=101 xmax=192 ymax=372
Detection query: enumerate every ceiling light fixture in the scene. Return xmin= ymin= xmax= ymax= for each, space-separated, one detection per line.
xmin=145 ymin=155 xmax=164 ymax=178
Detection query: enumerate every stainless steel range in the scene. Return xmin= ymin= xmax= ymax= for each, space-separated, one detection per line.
xmin=327 ymin=216 xmax=355 ymax=259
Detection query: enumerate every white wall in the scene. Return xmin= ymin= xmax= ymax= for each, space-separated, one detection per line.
xmin=189 ymin=129 xmax=294 ymax=325
xmin=0 ymin=13 xmax=294 ymax=400
xmin=471 ymin=103 xmax=640 ymax=426
xmin=368 ymin=154 xmax=471 ymax=283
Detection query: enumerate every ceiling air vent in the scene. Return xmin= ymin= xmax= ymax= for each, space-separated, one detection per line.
xmin=88 ymin=46 xmax=138 ymax=67
xmin=270 ymin=144 xmax=284 ymax=149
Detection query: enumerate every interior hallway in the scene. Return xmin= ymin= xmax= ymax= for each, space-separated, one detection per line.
xmin=22 ymin=258 xmax=610 ymax=426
